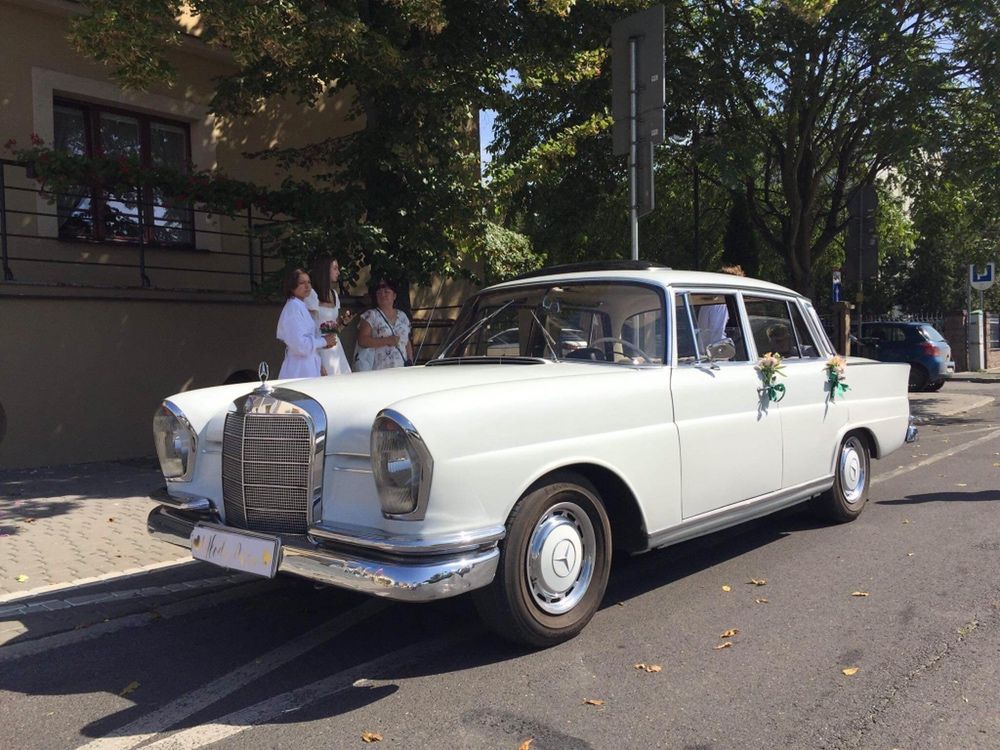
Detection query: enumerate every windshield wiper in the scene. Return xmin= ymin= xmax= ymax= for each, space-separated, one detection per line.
xmin=437 ymin=298 xmax=518 ymax=359
xmin=529 ymin=309 xmax=561 ymax=361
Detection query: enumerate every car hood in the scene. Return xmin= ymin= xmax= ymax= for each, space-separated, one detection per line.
xmin=165 ymin=361 xmax=630 ymax=455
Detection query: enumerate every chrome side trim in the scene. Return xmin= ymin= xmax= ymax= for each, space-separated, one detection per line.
xmin=647 ymin=476 xmax=833 ymax=551
xmin=309 ymin=522 xmax=505 ymax=555
xmin=147 ymin=506 xmax=497 ymax=602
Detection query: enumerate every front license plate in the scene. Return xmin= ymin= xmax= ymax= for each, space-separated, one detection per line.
xmin=190 ymin=524 xmax=280 ymax=578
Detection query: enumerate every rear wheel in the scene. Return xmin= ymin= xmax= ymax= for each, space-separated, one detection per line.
xmin=908 ymin=364 xmax=929 ymax=392
xmin=473 ymin=473 xmax=612 ymax=648
xmin=811 ymin=433 xmax=871 ymax=524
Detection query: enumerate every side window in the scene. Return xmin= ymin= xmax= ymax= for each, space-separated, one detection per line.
xmin=789 ymin=303 xmax=822 ymax=358
xmin=744 ymin=296 xmax=798 ymax=358
xmin=675 ymin=291 xmax=749 ymax=363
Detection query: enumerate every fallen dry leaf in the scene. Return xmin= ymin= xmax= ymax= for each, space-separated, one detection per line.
xmin=721 ymin=585 xmax=732 ymax=592
xmin=993 ymin=463 xmax=1000 ymax=467
xmin=841 ymin=667 xmax=860 ymax=676
xmin=714 ymin=642 xmax=733 ymax=650
xmin=518 ymin=740 xmax=534 ymax=750
xmin=361 ymin=731 xmax=383 ymax=743
xmin=902 ymin=519 xmax=910 ymax=524
xmin=22 ymin=518 xmax=36 ymax=524
xmin=851 ymin=591 xmax=870 ymax=597
xmin=721 ymin=628 xmax=739 ymax=638
xmin=119 ymin=681 xmax=140 ymax=697
xmin=754 ymin=597 xmax=769 ymax=604
xmin=747 ymin=578 xmax=767 ymax=586
xmin=634 ymin=663 xmax=662 ymax=673
xmin=583 ymin=699 xmax=605 ymax=706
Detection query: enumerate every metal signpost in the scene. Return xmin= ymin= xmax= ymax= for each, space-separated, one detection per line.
xmin=612 ymin=6 xmax=665 ymax=261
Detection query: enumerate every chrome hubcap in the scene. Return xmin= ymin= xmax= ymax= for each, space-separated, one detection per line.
xmin=526 ymin=501 xmax=595 ymax=615
xmin=840 ymin=436 xmax=867 ymax=504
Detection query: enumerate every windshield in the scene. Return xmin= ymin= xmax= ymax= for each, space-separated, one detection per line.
xmin=437 ymin=281 xmax=667 ymax=365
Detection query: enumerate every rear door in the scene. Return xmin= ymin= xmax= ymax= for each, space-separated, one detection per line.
xmin=743 ymin=294 xmax=846 ymax=486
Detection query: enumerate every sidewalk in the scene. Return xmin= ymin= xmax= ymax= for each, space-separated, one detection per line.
xmin=1 ymin=382 xmax=997 ymax=602
xmin=949 ymin=367 xmax=1000 ymax=383
xmin=0 ymin=458 xmax=187 ymax=600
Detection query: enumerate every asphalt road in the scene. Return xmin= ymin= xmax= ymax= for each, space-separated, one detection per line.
xmin=2 ymin=382 xmax=999 ymax=750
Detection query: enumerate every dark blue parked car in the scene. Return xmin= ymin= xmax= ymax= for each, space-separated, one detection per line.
xmin=856 ymin=321 xmax=955 ymax=392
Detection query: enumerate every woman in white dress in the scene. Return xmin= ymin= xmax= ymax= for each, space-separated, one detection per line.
xmin=276 ymin=267 xmax=338 ymax=379
xmin=357 ymin=278 xmax=413 ymax=370
xmin=308 ymin=256 xmax=354 ymax=375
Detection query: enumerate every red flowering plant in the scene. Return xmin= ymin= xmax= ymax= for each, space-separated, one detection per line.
xmin=3 ymin=135 xmax=260 ymax=218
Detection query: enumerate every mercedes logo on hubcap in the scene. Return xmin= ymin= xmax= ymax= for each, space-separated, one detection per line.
xmin=551 ymin=539 xmax=577 ymax=578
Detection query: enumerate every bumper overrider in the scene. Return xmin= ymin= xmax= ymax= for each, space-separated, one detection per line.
xmin=147 ymin=495 xmax=502 ymax=602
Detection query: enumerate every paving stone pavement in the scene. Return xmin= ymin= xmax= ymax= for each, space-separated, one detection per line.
xmin=0 ymin=458 xmax=186 ymax=599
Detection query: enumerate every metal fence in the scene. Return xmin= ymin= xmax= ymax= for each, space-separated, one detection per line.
xmin=0 ymin=158 xmax=282 ymax=293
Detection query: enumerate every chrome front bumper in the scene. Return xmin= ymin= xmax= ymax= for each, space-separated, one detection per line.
xmin=147 ymin=505 xmax=500 ymax=603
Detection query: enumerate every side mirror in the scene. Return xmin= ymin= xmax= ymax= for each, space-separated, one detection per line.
xmin=705 ymin=337 xmax=736 ymax=362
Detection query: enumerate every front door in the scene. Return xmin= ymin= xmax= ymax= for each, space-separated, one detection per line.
xmin=670 ymin=290 xmax=783 ymax=519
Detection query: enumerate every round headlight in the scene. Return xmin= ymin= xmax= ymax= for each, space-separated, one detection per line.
xmin=371 ymin=410 xmax=433 ymax=518
xmin=153 ymin=402 xmax=196 ymax=480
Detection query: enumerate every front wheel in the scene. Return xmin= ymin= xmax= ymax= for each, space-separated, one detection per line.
xmin=473 ymin=474 xmax=612 ymax=648
xmin=811 ymin=433 xmax=871 ymax=524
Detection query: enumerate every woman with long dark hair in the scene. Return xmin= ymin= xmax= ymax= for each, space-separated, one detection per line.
xmin=308 ymin=256 xmax=354 ymax=375
xmin=276 ymin=267 xmax=337 ymax=379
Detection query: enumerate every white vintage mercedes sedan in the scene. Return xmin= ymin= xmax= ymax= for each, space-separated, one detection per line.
xmin=149 ymin=262 xmax=917 ymax=646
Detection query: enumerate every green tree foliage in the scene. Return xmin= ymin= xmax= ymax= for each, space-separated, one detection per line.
xmin=68 ymin=0 xmax=525 ymax=285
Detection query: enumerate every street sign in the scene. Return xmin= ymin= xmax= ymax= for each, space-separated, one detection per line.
xmin=970 ymin=262 xmax=996 ymax=291
xmin=611 ymin=5 xmax=665 ymax=156
xmin=844 ymin=184 xmax=878 ymax=283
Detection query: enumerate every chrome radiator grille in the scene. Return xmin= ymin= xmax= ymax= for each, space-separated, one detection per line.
xmin=222 ymin=409 xmax=314 ymax=534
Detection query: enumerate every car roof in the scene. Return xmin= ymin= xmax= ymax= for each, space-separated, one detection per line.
xmin=490 ymin=265 xmax=804 ymax=298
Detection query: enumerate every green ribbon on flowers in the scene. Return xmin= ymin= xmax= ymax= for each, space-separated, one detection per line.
xmin=766 ymin=383 xmax=786 ymax=402
xmin=827 ymin=371 xmax=850 ymax=400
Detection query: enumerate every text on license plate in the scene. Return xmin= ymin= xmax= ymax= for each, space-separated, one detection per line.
xmin=190 ymin=525 xmax=280 ymax=578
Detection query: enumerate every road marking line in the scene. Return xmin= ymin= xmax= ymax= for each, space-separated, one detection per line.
xmin=79 ymin=597 xmax=389 ymax=750
xmin=136 ymin=635 xmax=458 ymax=750
xmin=0 ymin=558 xmax=195 ymax=604
xmin=0 ymin=580 xmax=274 ymax=664
xmin=874 ymin=428 xmax=1000 ymax=485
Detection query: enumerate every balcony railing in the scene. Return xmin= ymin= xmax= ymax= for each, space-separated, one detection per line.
xmin=0 ymin=158 xmax=283 ymax=294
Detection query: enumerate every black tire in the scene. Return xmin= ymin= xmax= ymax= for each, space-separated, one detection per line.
xmin=908 ymin=364 xmax=929 ymax=392
xmin=473 ymin=473 xmax=612 ymax=648
xmin=811 ymin=432 xmax=871 ymax=524
xmin=923 ymin=380 xmax=945 ymax=392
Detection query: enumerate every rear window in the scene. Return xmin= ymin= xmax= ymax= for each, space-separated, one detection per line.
xmin=919 ymin=325 xmax=946 ymax=342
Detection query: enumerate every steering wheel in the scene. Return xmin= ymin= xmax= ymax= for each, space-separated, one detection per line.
xmin=589 ymin=337 xmax=652 ymax=362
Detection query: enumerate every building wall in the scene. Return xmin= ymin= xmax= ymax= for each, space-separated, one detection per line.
xmin=0 ymin=292 xmax=285 ymax=467
xmin=0 ymin=1 xmax=363 ymax=468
